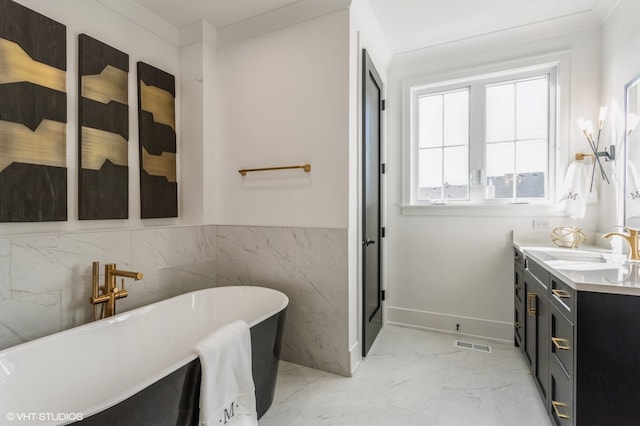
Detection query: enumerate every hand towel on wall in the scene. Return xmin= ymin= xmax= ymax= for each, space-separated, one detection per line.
xmin=559 ymin=159 xmax=591 ymax=219
xmin=195 ymin=320 xmax=258 ymax=426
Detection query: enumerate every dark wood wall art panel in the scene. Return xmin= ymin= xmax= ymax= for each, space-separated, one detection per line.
xmin=0 ymin=0 xmax=67 ymax=222
xmin=78 ymin=34 xmax=129 ymax=220
xmin=137 ymin=62 xmax=177 ymax=219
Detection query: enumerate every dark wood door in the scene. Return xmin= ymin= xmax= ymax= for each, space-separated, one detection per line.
xmin=362 ymin=49 xmax=383 ymax=356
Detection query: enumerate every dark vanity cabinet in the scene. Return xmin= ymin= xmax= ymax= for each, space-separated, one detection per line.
xmin=515 ymin=251 xmax=640 ymax=426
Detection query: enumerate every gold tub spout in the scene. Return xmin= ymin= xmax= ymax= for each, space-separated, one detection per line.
xmin=603 ymin=226 xmax=640 ymax=260
xmin=90 ymin=262 xmax=143 ymax=320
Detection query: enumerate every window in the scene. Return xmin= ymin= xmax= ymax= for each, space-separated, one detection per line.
xmin=406 ymin=62 xmax=558 ymax=209
xmin=486 ymin=76 xmax=549 ymax=200
xmin=417 ymin=88 xmax=469 ymax=201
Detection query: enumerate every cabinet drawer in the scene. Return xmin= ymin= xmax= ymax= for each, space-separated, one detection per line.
xmin=514 ymin=304 xmax=523 ymax=345
xmin=550 ymin=275 xmax=574 ymax=321
xmin=527 ymin=258 xmax=549 ymax=291
xmin=550 ymin=357 xmax=573 ymax=426
xmin=515 ymin=264 xmax=524 ymax=304
xmin=514 ymin=248 xmax=524 ymax=267
xmin=550 ymin=304 xmax=573 ymax=378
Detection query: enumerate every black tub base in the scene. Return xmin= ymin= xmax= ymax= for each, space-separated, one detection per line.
xmin=79 ymin=309 xmax=286 ymax=425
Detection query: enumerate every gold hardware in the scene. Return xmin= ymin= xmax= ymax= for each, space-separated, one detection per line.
xmin=552 ymin=289 xmax=570 ymax=299
xmin=515 ymin=284 xmax=522 ymax=290
xmin=514 ymin=253 xmax=523 ymax=262
xmin=552 ymin=400 xmax=570 ymax=420
xmin=552 ymin=337 xmax=571 ymax=351
xmin=90 ymin=261 xmax=143 ymax=320
xmin=603 ymin=226 xmax=640 ymax=261
xmin=238 ymin=164 xmax=311 ymax=176
xmin=575 ymin=153 xmax=595 ymax=161
xmin=515 ymin=321 xmax=522 ymax=329
xmin=527 ymin=293 xmax=537 ymax=315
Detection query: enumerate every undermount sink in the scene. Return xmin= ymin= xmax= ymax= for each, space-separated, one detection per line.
xmin=525 ymin=248 xmax=626 ymax=271
xmin=544 ymin=251 xmax=622 ymax=271
xmin=545 ymin=260 xmax=619 ymax=271
xmin=547 ymin=252 xmax=606 ymax=262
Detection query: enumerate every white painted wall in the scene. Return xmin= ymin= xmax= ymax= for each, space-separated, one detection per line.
xmin=385 ymin=27 xmax=602 ymax=342
xmin=214 ymin=10 xmax=350 ymax=229
xmin=348 ymin=0 xmax=392 ymax=371
xmin=179 ymin=21 xmax=218 ymax=225
xmin=2 ymin=0 xmax=181 ymax=236
xmin=599 ymin=0 xmax=640 ymax=232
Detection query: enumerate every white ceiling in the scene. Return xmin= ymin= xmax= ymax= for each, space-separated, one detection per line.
xmin=132 ymin=0 xmax=304 ymax=29
xmin=126 ymin=0 xmax=620 ymax=52
xmin=368 ymin=0 xmax=620 ymax=54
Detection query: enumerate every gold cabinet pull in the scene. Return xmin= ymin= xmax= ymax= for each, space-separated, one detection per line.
xmin=515 ymin=284 xmax=522 ymax=290
xmin=551 ymin=337 xmax=571 ymax=351
xmin=552 ymin=289 xmax=571 ymax=299
xmin=552 ymin=400 xmax=570 ymax=420
xmin=527 ymin=293 xmax=537 ymax=315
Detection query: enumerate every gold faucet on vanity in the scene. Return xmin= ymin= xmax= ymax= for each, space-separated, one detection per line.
xmin=90 ymin=261 xmax=143 ymax=320
xmin=602 ymin=226 xmax=640 ymax=261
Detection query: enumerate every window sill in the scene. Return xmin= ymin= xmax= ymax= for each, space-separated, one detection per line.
xmin=400 ymin=203 xmax=565 ymax=217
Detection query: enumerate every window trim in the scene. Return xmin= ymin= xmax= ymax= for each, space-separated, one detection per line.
xmin=401 ymin=51 xmax=571 ymax=216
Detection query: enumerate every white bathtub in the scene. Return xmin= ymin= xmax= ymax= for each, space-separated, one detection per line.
xmin=0 ymin=286 xmax=288 ymax=425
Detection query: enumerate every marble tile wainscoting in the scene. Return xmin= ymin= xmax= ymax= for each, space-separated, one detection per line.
xmin=0 ymin=226 xmax=217 ymax=350
xmin=216 ymin=226 xmax=350 ymax=377
xmin=0 ymin=225 xmax=351 ymax=377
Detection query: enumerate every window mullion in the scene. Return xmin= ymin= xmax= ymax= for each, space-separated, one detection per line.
xmin=440 ymin=95 xmax=445 ymax=200
xmin=469 ymin=82 xmax=484 ymax=203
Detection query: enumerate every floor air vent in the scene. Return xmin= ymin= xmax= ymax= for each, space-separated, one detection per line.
xmin=454 ymin=340 xmax=492 ymax=353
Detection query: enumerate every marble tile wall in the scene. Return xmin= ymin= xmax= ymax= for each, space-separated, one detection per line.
xmin=0 ymin=225 xmax=217 ymax=351
xmin=0 ymin=224 xmax=351 ymax=378
xmin=216 ymin=225 xmax=350 ymax=377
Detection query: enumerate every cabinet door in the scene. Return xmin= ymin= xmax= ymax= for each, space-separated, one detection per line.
xmin=523 ymin=275 xmax=536 ymax=371
xmin=524 ymin=271 xmax=549 ymax=402
xmin=514 ymin=260 xmax=524 ymax=346
xmin=535 ymin=287 xmax=549 ymax=402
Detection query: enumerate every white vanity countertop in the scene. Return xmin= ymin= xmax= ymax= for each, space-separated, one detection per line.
xmin=513 ymin=240 xmax=640 ymax=296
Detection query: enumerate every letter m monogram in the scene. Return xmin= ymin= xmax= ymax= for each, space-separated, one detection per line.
xmin=222 ymin=401 xmax=236 ymax=424
xmin=631 ymin=190 xmax=640 ymax=200
xmin=566 ymin=192 xmax=578 ymax=201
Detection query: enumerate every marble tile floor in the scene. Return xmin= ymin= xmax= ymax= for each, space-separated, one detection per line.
xmin=260 ymin=326 xmax=552 ymax=426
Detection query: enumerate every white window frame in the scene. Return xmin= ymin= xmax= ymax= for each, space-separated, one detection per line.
xmin=401 ymin=52 xmax=570 ymax=216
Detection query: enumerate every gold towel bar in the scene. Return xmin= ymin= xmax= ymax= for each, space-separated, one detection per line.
xmin=575 ymin=153 xmax=595 ymax=161
xmin=238 ymin=164 xmax=311 ymax=176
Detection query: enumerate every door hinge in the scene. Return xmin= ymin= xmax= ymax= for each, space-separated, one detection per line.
xmin=381 ymin=227 xmax=386 ymax=238
xmin=381 ymin=163 xmax=386 ymax=174
xmin=381 ymin=99 xmax=386 ymax=111
xmin=381 ymin=290 xmax=386 ymax=301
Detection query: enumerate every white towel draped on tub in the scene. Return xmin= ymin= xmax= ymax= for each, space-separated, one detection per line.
xmin=195 ymin=320 xmax=258 ymax=426
xmin=559 ymin=159 xmax=592 ymax=219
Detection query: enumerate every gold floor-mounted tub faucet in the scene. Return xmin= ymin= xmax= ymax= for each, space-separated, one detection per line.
xmin=90 ymin=261 xmax=143 ymax=320
xmin=603 ymin=226 xmax=640 ymax=261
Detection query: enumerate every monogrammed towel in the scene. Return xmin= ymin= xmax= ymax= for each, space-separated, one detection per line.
xmin=195 ymin=320 xmax=257 ymax=426
xmin=560 ymin=160 xmax=590 ymax=219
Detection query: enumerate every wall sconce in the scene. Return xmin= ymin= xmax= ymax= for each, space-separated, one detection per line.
xmin=577 ymin=107 xmax=615 ymax=190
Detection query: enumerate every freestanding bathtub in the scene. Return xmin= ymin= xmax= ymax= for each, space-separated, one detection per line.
xmin=0 ymin=286 xmax=288 ymax=425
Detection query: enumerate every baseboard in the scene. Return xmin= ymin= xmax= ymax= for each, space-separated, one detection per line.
xmin=386 ymin=306 xmax=513 ymax=344
xmin=349 ymin=340 xmax=361 ymax=376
